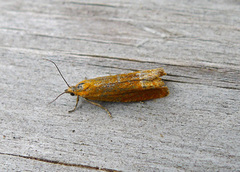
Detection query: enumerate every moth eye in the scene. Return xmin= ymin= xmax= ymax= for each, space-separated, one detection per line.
xmin=70 ymin=93 xmax=75 ymax=96
xmin=77 ymin=83 xmax=84 ymax=89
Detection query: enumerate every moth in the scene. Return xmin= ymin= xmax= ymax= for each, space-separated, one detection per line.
xmin=46 ymin=59 xmax=169 ymax=117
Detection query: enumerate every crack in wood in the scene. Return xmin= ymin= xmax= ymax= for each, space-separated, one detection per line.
xmin=68 ymin=53 xmax=239 ymax=70
xmin=31 ymin=34 xmax=134 ymax=47
xmin=69 ymin=53 xmax=172 ymax=65
xmin=164 ymin=79 xmax=240 ymax=90
xmin=67 ymin=2 xmax=119 ymax=8
xmin=0 ymin=152 xmax=121 ymax=172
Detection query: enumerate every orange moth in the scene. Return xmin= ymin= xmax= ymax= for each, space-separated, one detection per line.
xmin=46 ymin=59 xmax=169 ymax=117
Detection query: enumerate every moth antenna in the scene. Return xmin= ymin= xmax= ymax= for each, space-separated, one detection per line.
xmin=49 ymin=92 xmax=66 ymax=104
xmin=44 ymin=59 xmax=70 ymax=88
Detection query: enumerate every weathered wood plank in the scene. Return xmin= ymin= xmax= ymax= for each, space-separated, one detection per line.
xmin=0 ymin=0 xmax=239 ymax=171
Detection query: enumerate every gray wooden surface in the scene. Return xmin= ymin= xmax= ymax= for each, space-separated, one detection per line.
xmin=0 ymin=0 xmax=240 ymax=171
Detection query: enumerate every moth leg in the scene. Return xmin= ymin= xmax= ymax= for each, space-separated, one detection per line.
xmin=69 ymin=96 xmax=79 ymax=113
xmin=84 ymin=98 xmax=112 ymax=118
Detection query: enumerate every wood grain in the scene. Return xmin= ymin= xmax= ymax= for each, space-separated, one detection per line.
xmin=0 ymin=0 xmax=239 ymax=171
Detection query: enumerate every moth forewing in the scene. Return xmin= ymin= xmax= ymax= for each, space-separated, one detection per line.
xmin=73 ymin=68 xmax=169 ymax=102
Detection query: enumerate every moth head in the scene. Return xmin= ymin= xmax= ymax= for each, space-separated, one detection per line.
xmin=65 ymin=86 xmax=77 ymax=96
xmin=65 ymin=82 xmax=85 ymax=96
